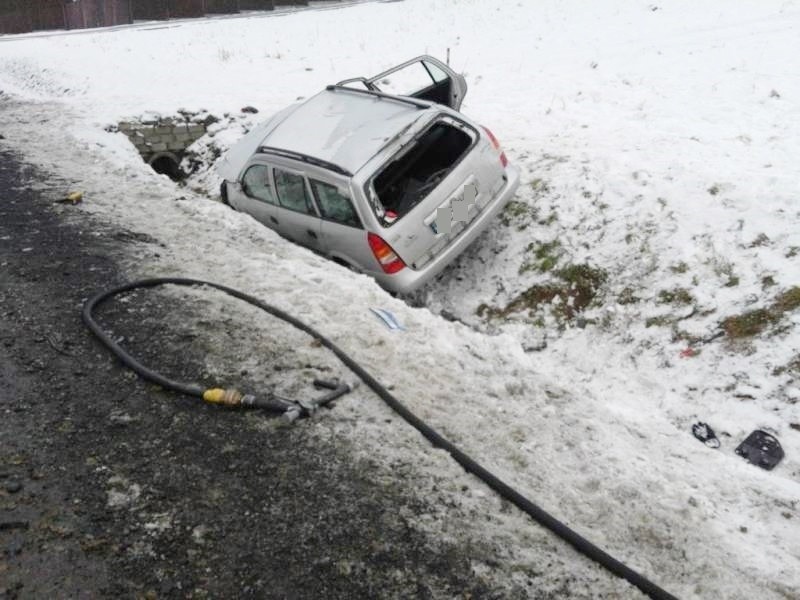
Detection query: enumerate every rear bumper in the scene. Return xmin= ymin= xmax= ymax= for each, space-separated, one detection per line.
xmin=374 ymin=163 xmax=520 ymax=293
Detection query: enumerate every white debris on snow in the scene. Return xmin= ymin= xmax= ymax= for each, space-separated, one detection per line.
xmin=143 ymin=512 xmax=174 ymax=535
xmin=106 ymin=475 xmax=142 ymax=509
xmin=1 ymin=1 xmax=799 ymax=598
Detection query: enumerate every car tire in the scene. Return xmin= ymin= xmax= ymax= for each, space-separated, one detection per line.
xmin=220 ymin=181 xmax=231 ymax=207
xmin=332 ymin=257 xmax=360 ymax=273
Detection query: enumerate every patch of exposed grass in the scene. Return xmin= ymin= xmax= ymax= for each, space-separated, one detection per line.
xmin=672 ymin=330 xmax=703 ymax=345
xmin=500 ymin=284 xmax=563 ymax=316
xmin=475 ymin=302 xmax=491 ymax=317
xmin=617 ymin=287 xmax=639 ymax=305
xmin=721 ymin=287 xmax=800 ymax=338
xmin=786 ymin=246 xmax=799 ymax=259
xmin=501 ymin=200 xmax=539 ymax=228
xmin=478 ymin=285 xmax=562 ymax=319
xmin=530 ymin=178 xmax=550 ymax=194
xmin=762 ymin=275 xmax=776 ymax=289
xmin=519 ymin=239 xmax=562 ymax=274
xmin=710 ymin=258 xmax=739 ymax=288
xmin=657 ymin=288 xmax=694 ymax=306
xmin=669 ymin=262 xmax=689 ymax=274
xmin=787 ymin=356 xmax=800 ymax=374
xmin=531 ymin=315 xmax=546 ymax=328
xmin=773 ymin=355 xmax=800 ymax=376
xmin=541 ymin=210 xmax=558 ymax=226
xmin=775 ymin=287 xmax=800 ymax=312
xmin=646 ymin=315 xmax=673 ymax=328
xmin=721 ymin=309 xmax=778 ymax=338
xmin=479 ymin=263 xmax=607 ymax=322
xmin=502 ymin=178 xmax=558 ymax=230
xmin=723 ymin=271 xmax=739 ymax=287
xmin=725 ymin=275 xmax=740 ymax=287
xmin=749 ymin=233 xmax=770 ymax=248
xmin=557 ymin=263 xmax=607 ymax=294
xmin=502 ymin=199 xmax=532 ymax=219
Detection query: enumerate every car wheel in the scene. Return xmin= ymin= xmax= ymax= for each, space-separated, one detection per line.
xmin=220 ymin=181 xmax=231 ymax=207
xmin=332 ymin=257 xmax=360 ymax=273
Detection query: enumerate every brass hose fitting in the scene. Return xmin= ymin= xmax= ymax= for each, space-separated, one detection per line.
xmin=202 ymin=388 xmax=245 ymax=407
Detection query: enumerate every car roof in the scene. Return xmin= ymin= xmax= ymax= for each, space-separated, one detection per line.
xmin=260 ymin=87 xmax=429 ymax=175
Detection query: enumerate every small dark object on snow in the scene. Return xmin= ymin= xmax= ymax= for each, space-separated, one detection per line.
xmin=692 ymin=422 xmax=720 ymax=448
xmin=735 ymin=430 xmax=784 ymax=470
xmin=241 ymin=106 xmax=259 ymax=114
xmin=3 ymin=480 xmax=23 ymax=494
xmin=6 ymin=538 xmax=24 ymax=556
xmin=0 ymin=133 xmax=5 ymax=140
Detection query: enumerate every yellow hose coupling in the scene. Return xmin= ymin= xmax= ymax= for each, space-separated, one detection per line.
xmin=202 ymin=388 xmax=244 ymax=407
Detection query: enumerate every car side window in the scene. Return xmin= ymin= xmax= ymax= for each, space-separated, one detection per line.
xmin=375 ymin=61 xmax=436 ymax=97
xmin=274 ymin=168 xmax=315 ymax=215
xmin=241 ymin=165 xmax=276 ymax=204
xmin=310 ymin=180 xmax=362 ymax=229
xmin=423 ymin=60 xmax=449 ymax=83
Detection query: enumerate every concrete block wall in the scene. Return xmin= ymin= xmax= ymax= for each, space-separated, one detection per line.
xmin=118 ymin=118 xmax=208 ymax=157
xmin=117 ymin=117 xmax=210 ymax=179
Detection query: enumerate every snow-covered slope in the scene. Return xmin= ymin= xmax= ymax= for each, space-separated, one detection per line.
xmin=1 ymin=1 xmax=799 ymax=598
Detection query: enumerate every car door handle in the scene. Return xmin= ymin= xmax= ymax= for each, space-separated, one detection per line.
xmin=270 ymin=216 xmax=279 ymax=225
xmin=307 ymin=230 xmax=318 ymax=239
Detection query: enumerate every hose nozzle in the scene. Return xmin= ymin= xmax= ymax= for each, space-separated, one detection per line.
xmin=282 ymin=378 xmax=358 ymax=422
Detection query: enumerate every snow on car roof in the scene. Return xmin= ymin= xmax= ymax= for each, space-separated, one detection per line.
xmin=260 ymin=87 xmax=427 ymax=174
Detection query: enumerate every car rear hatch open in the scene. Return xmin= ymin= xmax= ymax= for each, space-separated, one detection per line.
xmin=366 ymin=115 xmax=507 ymax=269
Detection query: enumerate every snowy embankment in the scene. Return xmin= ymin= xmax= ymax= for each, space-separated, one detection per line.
xmin=1 ymin=1 xmax=799 ymax=598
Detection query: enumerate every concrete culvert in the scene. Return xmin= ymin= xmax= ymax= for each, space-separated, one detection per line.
xmin=149 ymin=152 xmax=183 ymax=181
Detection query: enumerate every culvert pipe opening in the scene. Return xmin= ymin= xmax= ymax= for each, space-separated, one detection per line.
xmin=149 ymin=152 xmax=183 ymax=181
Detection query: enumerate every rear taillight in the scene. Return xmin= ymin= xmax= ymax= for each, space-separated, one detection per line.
xmin=482 ymin=126 xmax=508 ymax=168
xmin=368 ymin=232 xmax=406 ymax=274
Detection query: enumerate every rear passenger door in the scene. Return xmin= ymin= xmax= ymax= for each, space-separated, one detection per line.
xmin=272 ymin=167 xmax=323 ymax=253
xmin=310 ymin=179 xmax=369 ymax=270
xmin=364 ymin=56 xmax=467 ymax=111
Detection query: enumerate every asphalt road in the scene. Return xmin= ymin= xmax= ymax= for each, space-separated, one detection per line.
xmin=0 ymin=142 xmax=513 ymax=599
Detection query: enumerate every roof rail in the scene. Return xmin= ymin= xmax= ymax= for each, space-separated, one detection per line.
xmin=325 ymin=84 xmax=431 ymax=110
xmin=256 ymin=146 xmax=352 ymax=177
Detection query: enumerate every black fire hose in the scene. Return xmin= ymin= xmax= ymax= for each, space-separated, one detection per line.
xmin=82 ymin=277 xmax=678 ymax=600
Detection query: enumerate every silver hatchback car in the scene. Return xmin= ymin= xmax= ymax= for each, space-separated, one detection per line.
xmin=217 ymin=56 xmax=520 ymax=294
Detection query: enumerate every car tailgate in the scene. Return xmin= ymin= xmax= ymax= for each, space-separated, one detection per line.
xmin=387 ymin=139 xmax=507 ymax=269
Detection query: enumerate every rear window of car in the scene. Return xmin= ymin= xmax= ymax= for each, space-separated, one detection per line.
xmin=367 ymin=118 xmax=474 ymax=226
xmin=310 ymin=180 xmax=362 ymax=228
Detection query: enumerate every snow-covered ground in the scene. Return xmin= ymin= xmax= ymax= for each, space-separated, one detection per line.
xmin=1 ymin=1 xmax=799 ymax=597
